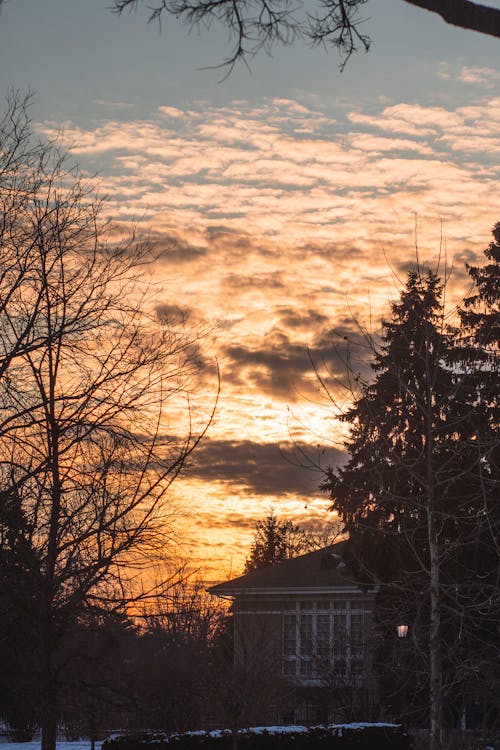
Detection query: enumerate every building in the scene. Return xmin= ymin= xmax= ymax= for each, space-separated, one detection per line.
xmin=208 ymin=543 xmax=379 ymax=724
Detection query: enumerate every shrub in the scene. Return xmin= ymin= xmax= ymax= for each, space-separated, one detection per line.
xmin=102 ymin=723 xmax=410 ymax=750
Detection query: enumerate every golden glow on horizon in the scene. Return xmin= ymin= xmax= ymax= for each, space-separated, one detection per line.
xmin=37 ymin=94 xmax=499 ymax=580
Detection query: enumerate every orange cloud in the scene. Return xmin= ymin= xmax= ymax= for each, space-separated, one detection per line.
xmin=37 ymin=94 xmax=499 ymax=577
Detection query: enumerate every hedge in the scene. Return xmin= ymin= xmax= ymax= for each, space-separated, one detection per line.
xmin=102 ymin=723 xmax=410 ymax=750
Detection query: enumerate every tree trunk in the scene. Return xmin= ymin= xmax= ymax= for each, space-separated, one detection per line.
xmin=425 ymin=333 xmax=442 ymax=750
xmin=427 ymin=497 xmax=443 ymax=750
xmin=39 ymin=588 xmax=58 ymax=750
xmin=40 ymin=331 xmax=62 ymax=750
xmin=40 ymin=666 xmax=58 ymax=750
xmin=41 ymin=703 xmax=57 ymax=750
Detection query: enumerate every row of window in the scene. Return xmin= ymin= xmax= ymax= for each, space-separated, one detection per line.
xmin=283 ymin=606 xmax=365 ymax=680
xmin=283 ymin=599 xmax=360 ymax=612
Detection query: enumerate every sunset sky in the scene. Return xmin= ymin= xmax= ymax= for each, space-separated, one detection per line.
xmin=1 ymin=0 xmax=499 ymax=580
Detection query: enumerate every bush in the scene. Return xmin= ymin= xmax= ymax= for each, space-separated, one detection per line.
xmin=102 ymin=723 xmax=411 ymax=750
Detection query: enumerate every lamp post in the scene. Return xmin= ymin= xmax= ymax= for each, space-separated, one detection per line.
xmin=396 ymin=625 xmax=408 ymax=727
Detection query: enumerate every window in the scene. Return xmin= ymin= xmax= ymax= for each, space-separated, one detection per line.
xmin=282 ymin=600 xmax=365 ymax=682
xmin=351 ymin=613 xmax=363 ymax=654
xmin=300 ymin=614 xmax=313 ymax=657
xmin=316 ymin=614 xmax=330 ymax=658
xmin=283 ymin=614 xmax=296 ymax=656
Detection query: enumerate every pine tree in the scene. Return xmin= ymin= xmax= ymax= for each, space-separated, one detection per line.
xmin=323 ymin=269 xmax=464 ymax=565
xmin=451 ymin=223 xmax=500 ymax=730
xmin=322 ymin=264 xmax=499 ymax=745
xmin=244 ymin=512 xmax=309 ymax=573
xmin=461 ymin=221 xmax=500 ymax=348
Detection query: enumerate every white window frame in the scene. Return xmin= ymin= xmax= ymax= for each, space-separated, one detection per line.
xmin=282 ymin=599 xmax=365 ymax=683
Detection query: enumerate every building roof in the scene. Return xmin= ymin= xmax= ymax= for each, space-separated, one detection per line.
xmin=208 ymin=542 xmax=373 ymax=597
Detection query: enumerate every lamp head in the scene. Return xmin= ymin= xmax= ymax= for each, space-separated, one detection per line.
xmin=397 ymin=624 xmax=409 ymax=638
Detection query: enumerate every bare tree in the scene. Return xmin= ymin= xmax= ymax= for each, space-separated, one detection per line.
xmin=110 ymin=0 xmax=500 ymax=71
xmin=0 ymin=93 xmax=217 ymax=750
xmin=135 ymin=570 xmax=226 ymax=730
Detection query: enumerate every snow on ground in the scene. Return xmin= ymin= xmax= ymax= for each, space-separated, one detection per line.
xmin=0 ymin=743 xmax=102 ymax=750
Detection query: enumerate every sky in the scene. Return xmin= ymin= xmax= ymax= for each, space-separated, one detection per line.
xmin=0 ymin=0 xmax=499 ymax=580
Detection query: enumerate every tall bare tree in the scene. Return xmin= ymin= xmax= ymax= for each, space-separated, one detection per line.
xmin=0 ymin=93 xmax=216 ymax=750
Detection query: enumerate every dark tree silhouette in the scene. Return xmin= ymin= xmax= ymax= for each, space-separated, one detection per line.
xmin=0 ymin=490 xmax=41 ymax=740
xmin=0 ymin=93 xmax=217 ymax=750
xmin=244 ymin=511 xmax=312 ymax=573
xmin=136 ymin=575 xmax=225 ymax=730
xmin=321 ymin=243 xmax=499 ymax=747
xmin=460 ymin=221 xmax=500 ymax=349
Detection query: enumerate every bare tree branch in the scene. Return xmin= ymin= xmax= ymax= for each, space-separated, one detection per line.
xmin=111 ymin=0 xmax=500 ymax=70
xmin=402 ymin=0 xmax=500 ymax=39
xmin=0 ymin=92 xmax=218 ymax=750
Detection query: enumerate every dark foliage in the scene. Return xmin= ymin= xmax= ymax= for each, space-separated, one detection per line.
xmin=102 ymin=724 xmax=411 ymax=750
xmin=321 ymin=224 xmax=500 ymax=740
xmin=244 ymin=512 xmax=310 ymax=573
xmin=0 ymin=489 xmax=41 ymax=739
xmin=460 ymin=221 xmax=500 ymax=348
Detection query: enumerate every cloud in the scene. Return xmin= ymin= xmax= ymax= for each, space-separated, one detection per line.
xmin=186 ymin=437 xmax=343 ymax=497
xmin=156 ymin=303 xmax=192 ymax=325
xmin=457 ymin=66 xmax=500 ymax=87
xmin=159 ymin=105 xmax=185 ymax=118
xmin=277 ymin=307 xmax=330 ymax=330
xmin=92 ymin=99 xmax=135 ymax=109
xmin=36 ymin=95 xmax=499 ymax=575
xmin=222 ymin=317 xmax=373 ymax=402
xmin=224 ymin=338 xmax=308 ymax=400
xmin=152 ymin=233 xmax=209 ymax=263
xmin=223 ymin=272 xmax=286 ymax=292
xmin=39 ymin=95 xmax=498 ymax=263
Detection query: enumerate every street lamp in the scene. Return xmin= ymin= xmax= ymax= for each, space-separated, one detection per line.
xmin=396 ymin=625 xmax=409 ymax=727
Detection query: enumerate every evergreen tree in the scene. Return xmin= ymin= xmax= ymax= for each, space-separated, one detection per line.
xmin=322 ymin=261 xmax=499 ymax=745
xmin=0 ymin=490 xmax=40 ymax=740
xmin=244 ymin=512 xmax=309 ymax=573
xmin=460 ymin=221 xmax=500 ymax=349
xmin=451 ymin=223 xmax=500 ymax=730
